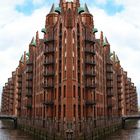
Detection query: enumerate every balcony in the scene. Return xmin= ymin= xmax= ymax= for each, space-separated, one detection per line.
xmin=118 ymin=91 xmax=122 ymax=95
xmin=26 ymin=93 xmax=32 ymax=98
xmin=107 ymin=104 xmax=113 ymax=108
xmin=85 ymin=84 xmax=96 ymax=89
xmin=126 ymin=101 xmax=129 ymax=104
xmin=85 ymin=38 xmax=95 ymax=44
xmin=118 ymin=84 xmax=121 ymax=89
xmin=126 ymin=96 xmax=129 ymax=100
xmin=26 ymin=77 xmax=33 ymax=81
xmin=118 ymin=73 xmax=121 ymax=77
xmin=85 ymin=49 xmax=95 ymax=56
xmin=106 ymin=69 xmax=113 ymax=73
xmin=107 ymin=92 xmax=113 ymax=97
xmin=17 ymin=107 xmax=21 ymax=110
xmin=125 ymin=83 xmax=128 ymax=86
xmin=125 ymin=86 xmax=129 ymax=90
xmin=59 ymin=32 xmax=62 ymax=37
xmin=106 ymin=62 xmax=112 ymax=65
xmin=26 ymin=69 xmax=33 ymax=73
xmin=26 ymin=84 xmax=32 ymax=89
xmin=85 ymin=100 xmax=96 ymax=106
xmin=44 ymin=38 xmax=55 ymax=44
xmin=107 ymin=83 xmax=113 ymax=88
xmin=85 ymin=61 xmax=96 ymax=66
xmin=44 ymin=60 xmax=54 ymax=66
xmin=17 ymin=97 xmax=21 ymax=101
xmin=44 ymin=72 xmax=55 ymax=77
xmin=44 ymin=48 xmax=55 ymax=55
xmin=18 ymin=79 xmax=22 ymax=83
xmin=43 ymin=100 xmax=54 ymax=106
xmin=118 ymin=96 xmax=122 ymax=101
xmin=25 ymin=104 xmax=32 ymax=109
xmin=107 ymin=76 xmax=113 ymax=81
xmin=17 ymin=86 xmax=22 ymax=89
xmin=10 ymin=96 xmax=14 ymax=100
xmin=18 ymin=74 xmax=22 ymax=77
xmin=85 ymin=72 xmax=96 ymax=77
xmin=118 ymin=106 xmax=122 ymax=110
xmin=27 ymin=62 xmax=33 ymax=65
xmin=43 ymin=84 xmax=54 ymax=89
xmin=117 ymin=76 xmax=121 ymax=82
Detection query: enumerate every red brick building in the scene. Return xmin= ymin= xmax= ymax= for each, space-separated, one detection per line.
xmin=1 ymin=0 xmax=138 ymax=139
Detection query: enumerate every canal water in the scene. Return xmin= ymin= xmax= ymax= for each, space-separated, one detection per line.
xmin=1 ymin=120 xmax=140 ymax=140
xmin=105 ymin=120 xmax=140 ymax=140
xmin=0 ymin=120 xmax=34 ymax=140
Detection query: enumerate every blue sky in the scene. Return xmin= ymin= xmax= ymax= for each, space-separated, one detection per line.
xmin=0 ymin=0 xmax=140 ymax=107
xmin=15 ymin=0 xmax=124 ymax=16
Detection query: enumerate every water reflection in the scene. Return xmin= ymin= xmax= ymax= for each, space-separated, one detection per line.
xmin=0 ymin=120 xmax=34 ymax=140
xmin=104 ymin=120 xmax=140 ymax=140
xmin=1 ymin=120 xmax=140 ymax=140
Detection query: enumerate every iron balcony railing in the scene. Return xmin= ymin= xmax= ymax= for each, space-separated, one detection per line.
xmin=44 ymin=60 xmax=54 ymax=66
xmin=117 ymin=77 xmax=121 ymax=83
xmin=26 ymin=68 xmax=33 ymax=73
xmin=85 ymin=72 xmax=96 ymax=77
xmin=106 ymin=75 xmax=113 ymax=81
xmin=26 ymin=92 xmax=32 ymax=98
xmin=43 ymin=100 xmax=54 ymax=106
xmin=26 ymin=76 xmax=33 ymax=81
xmin=107 ymin=92 xmax=114 ymax=97
xmin=118 ymin=84 xmax=122 ymax=89
xmin=85 ymin=83 xmax=96 ymax=89
xmin=85 ymin=60 xmax=96 ymax=66
xmin=107 ymin=82 xmax=113 ymax=88
xmin=85 ymin=100 xmax=96 ymax=106
xmin=44 ymin=38 xmax=55 ymax=44
xmin=44 ymin=72 xmax=55 ymax=77
xmin=43 ymin=83 xmax=54 ymax=89
xmin=26 ymin=83 xmax=32 ymax=89
xmin=85 ymin=49 xmax=96 ymax=56
xmin=84 ymin=37 xmax=95 ymax=44
xmin=106 ymin=68 xmax=113 ymax=73
xmin=18 ymin=79 xmax=22 ymax=83
xmin=44 ymin=48 xmax=55 ymax=55
xmin=25 ymin=104 xmax=32 ymax=109
xmin=107 ymin=103 xmax=113 ymax=108
xmin=118 ymin=96 xmax=122 ymax=101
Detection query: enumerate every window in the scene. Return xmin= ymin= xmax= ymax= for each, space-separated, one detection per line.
xmin=64 ymin=105 xmax=66 ymax=117
xmin=64 ymin=85 xmax=66 ymax=98
xmin=59 ymin=87 xmax=61 ymax=99
xmin=73 ymin=85 xmax=76 ymax=98
xmin=78 ymin=87 xmax=81 ymax=98
xmin=74 ymin=105 xmax=76 ymax=117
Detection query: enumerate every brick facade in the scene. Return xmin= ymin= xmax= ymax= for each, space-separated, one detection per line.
xmin=1 ymin=0 xmax=138 ymax=139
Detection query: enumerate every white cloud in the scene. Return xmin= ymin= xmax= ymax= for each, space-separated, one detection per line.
xmin=0 ymin=0 xmax=50 ymax=102
xmin=89 ymin=0 xmax=140 ymax=104
xmin=96 ymin=0 xmax=107 ymax=4
xmin=0 ymin=0 xmax=140 ymax=106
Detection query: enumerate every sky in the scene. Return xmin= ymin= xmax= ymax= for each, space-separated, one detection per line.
xmin=0 ymin=0 xmax=140 ymax=106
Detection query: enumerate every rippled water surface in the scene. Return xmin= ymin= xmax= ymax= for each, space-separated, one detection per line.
xmin=104 ymin=120 xmax=140 ymax=140
xmin=1 ymin=120 xmax=140 ymax=140
xmin=0 ymin=120 xmax=34 ymax=140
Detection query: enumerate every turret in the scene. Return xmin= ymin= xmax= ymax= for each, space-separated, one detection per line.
xmin=36 ymin=31 xmax=39 ymax=47
xmin=45 ymin=4 xmax=59 ymax=26
xmin=100 ymin=31 xmax=104 ymax=46
xmin=30 ymin=37 xmax=36 ymax=47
